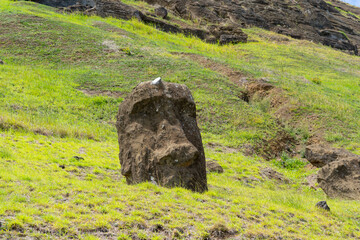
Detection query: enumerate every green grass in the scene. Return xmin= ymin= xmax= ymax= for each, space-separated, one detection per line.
xmin=1 ymin=0 xmax=360 ymax=239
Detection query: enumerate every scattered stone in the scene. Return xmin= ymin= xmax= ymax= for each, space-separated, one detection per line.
xmin=317 ymin=157 xmax=360 ymax=200
xmin=260 ymin=167 xmax=290 ymax=183
xmin=208 ymin=24 xmax=248 ymax=45
xmin=154 ymin=6 xmax=168 ymax=19
xmin=316 ymin=201 xmax=330 ymax=211
xmin=206 ymin=160 xmax=224 ymax=173
xmin=305 ymin=144 xmax=359 ymax=168
xmin=116 ymin=79 xmax=207 ymax=192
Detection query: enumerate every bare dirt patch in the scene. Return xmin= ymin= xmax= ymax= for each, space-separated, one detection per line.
xmin=172 ymin=52 xmax=303 ymax=159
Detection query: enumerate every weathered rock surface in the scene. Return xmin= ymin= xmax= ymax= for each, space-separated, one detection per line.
xmin=206 ymin=160 xmax=224 ymax=173
xmin=316 ymin=201 xmax=330 ymax=211
xmin=305 ymin=144 xmax=359 ymax=168
xmin=317 ymin=157 xmax=360 ymax=200
xmin=116 ymin=79 xmax=207 ymax=192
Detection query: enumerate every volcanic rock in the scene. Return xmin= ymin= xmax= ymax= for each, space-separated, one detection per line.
xmin=316 ymin=201 xmax=330 ymax=211
xmin=142 ymin=0 xmax=360 ymax=55
xmin=31 ymin=0 xmax=95 ymax=7
xmin=95 ymin=0 xmax=144 ymax=20
xmin=154 ymin=6 xmax=167 ymax=19
xmin=317 ymin=157 xmax=360 ymax=199
xmin=206 ymin=160 xmax=224 ymax=173
xmin=116 ymin=80 xmax=207 ymax=192
xmin=305 ymin=144 xmax=359 ymax=168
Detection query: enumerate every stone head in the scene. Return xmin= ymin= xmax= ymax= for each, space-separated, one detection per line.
xmin=116 ymin=79 xmax=207 ymax=192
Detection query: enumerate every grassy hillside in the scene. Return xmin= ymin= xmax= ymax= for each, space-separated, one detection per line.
xmin=1 ymin=0 xmax=360 ymax=239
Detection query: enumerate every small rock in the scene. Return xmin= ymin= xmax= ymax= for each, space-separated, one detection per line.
xmin=59 ymin=165 xmax=65 ymax=169
xmin=73 ymin=156 xmax=84 ymax=160
xmin=0 ymin=59 xmax=3 ymax=65
xmin=154 ymin=7 xmax=168 ymax=19
xmin=206 ymin=160 xmax=224 ymax=173
xmin=316 ymin=201 xmax=330 ymax=211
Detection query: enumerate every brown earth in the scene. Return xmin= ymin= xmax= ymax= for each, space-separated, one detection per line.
xmin=116 ymin=79 xmax=208 ymax=192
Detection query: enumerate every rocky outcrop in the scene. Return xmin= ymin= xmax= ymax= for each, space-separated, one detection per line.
xmin=116 ymin=79 xmax=207 ymax=192
xmin=305 ymin=144 xmax=358 ymax=168
xmin=31 ymin=0 xmax=360 ymax=54
xmin=306 ymin=144 xmax=360 ymax=199
xmin=94 ymin=0 xmax=247 ymax=44
xmin=317 ymin=157 xmax=360 ymax=200
xmin=31 ymin=0 xmax=95 ymax=7
xmin=95 ymin=0 xmax=143 ymax=20
xmin=154 ymin=7 xmax=167 ymax=19
xmin=142 ymin=0 xmax=360 ymax=55
xmin=30 ymin=0 xmax=247 ymax=45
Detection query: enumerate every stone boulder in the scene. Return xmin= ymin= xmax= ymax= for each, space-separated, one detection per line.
xmin=208 ymin=25 xmax=248 ymax=45
xmin=305 ymin=144 xmax=359 ymax=168
xmin=317 ymin=157 xmax=360 ymax=200
xmin=116 ymin=79 xmax=207 ymax=192
xmin=316 ymin=201 xmax=330 ymax=211
xmin=206 ymin=160 xmax=224 ymax=173
xmin=154 ymin=6 xmax=168 ymax=19
xmin=95 ymin=0 xmax=143 ymax=20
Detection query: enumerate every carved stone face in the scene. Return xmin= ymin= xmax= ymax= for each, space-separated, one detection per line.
xmin=116 ymin=81 xmax=207 ymax=192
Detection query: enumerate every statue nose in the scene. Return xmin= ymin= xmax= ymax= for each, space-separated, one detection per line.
xmin=156 ymin=143 xmax=199 ymax=167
